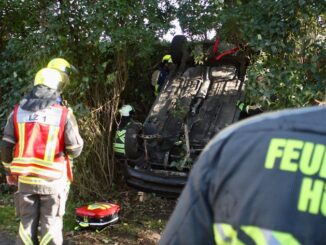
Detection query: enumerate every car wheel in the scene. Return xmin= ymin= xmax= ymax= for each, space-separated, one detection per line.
xmin=170 ymin=35 xmax=188 ymax=65
xmin=125 ymin=121 xmax=143 ymax=159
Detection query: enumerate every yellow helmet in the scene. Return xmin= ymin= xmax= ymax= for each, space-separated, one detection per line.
xmin=34 ymin=68 xmax=69 ymax=91
xmin=47 ymin=58 xmax=77 ymax=74
xmin=162 ymin=54 xmax=173 ymax=64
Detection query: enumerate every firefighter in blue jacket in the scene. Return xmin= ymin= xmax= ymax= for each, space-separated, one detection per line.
xmin=113 ymin=105 xmax=134 ymax=156
xmin=160 ymin=103 xmax=326 ymax=245
xmin=151 ymin=54 xmax=173 ymax=96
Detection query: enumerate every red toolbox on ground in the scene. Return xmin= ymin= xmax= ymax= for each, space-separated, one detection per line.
xmin=75 ymin=202 xmax=120 ymax=228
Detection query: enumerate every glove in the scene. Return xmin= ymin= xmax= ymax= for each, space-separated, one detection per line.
xmin=236 ymin=101 xmax=246 ymax=111
xmin=6 ymin=175 xmax=18 ymax=186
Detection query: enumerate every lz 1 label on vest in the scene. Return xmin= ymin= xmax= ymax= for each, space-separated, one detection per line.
xmin=17 ymin=107 xmax=62 ymax=126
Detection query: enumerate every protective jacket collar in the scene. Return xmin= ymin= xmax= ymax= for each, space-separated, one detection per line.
xmin=20 ymin=85 xmax=60 ymax=112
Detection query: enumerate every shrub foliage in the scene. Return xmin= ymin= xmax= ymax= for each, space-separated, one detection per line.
xmin=0 ymin=0 xmax=324 ymax=197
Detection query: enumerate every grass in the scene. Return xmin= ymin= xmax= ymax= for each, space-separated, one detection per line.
xmin=64 ymin=195 xmax=83 ymax=231
xmin=0 ymin=192 xmax=19 ymax=236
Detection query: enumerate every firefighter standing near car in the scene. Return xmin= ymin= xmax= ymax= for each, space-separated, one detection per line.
xmin=160 ymin=102 xmax=326 ymax=244
xmin=236 ymin=100 xmax=264 ymax=119
xmin=47 ymin=58 xmax=78 ymax=105
xmin=113 ymin=105 xmax=134 ymax=156
xmin=151 ymin=54 xmax=173 ymax=96
xmin=0 ymin=59 xmax=83 ymax=245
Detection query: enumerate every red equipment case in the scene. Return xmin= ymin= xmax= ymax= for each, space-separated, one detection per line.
xmin=75 ymin=202 xmax=120 ymax=228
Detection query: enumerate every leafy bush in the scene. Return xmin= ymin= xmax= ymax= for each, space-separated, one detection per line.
xmin=177 ymin=0 xmax=325 ymax=107
xmin=220 ymin=0 xmax=325 ymax=108
xmin=0 ymin=0 xmax=174 ymax=197
xmin=1 ymin=0 xmax=324 ymax=197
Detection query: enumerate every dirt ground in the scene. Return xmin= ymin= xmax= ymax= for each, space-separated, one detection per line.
xmin=0 ymin=186 xmax=177 ymax=245
xmin=67 ymin=191 xmax=176 ymax=245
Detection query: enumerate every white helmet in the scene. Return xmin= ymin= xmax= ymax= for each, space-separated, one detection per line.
xmin=34 ymin=68 xmax=69 ymax=91
xmin=119 ymin=105 xmax=134 ymax=117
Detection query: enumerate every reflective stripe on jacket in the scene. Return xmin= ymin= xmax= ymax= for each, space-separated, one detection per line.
xmin=10 ymin=104 xmax=68 ymax=180
xmin=213 ymin=223 xmax=300 ymax=245
xmin=113 ymin=129 xmax=126 ymax=154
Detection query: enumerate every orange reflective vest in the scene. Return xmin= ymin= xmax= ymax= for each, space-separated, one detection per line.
xmin=10 ymin=104 xmax=68 ymax=180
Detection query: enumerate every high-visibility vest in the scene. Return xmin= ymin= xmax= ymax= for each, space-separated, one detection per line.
xmin=113 ymin=129 xmax=126 ymax=154
xmin=10 ymin=104 xmax=68 ymax=180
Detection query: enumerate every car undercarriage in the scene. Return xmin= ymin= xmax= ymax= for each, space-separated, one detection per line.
xmin=123 ymin=35 xmax=248 ymax=197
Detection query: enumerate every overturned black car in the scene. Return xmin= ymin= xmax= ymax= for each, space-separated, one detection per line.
xmin=124 ymin=35 xmax=249 ymax=197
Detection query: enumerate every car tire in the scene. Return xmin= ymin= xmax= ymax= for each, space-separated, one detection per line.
xmin=170 ymin=35 xmax=188 ymax=65
xmin=125 ymin=121 xmax=143 ymax=159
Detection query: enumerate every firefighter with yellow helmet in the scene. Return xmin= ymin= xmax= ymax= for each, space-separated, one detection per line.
xmin=0 ymin=58 xmax=83 ymax=245
xmin=151 ymin=54 xmax=173 ymax=96
xmin=47 ymin=57 xmax=78 ymax=74
xmin=47 ymin=57 xmax=77 ymax=105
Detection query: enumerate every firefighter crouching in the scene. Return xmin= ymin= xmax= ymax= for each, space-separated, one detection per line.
xmin=0 ymin=62 xmax=83 ymax=245
xmin=113 ymin=105 xmax=134 ymax=156
xmin=236 ymin=100 xmax=263 ymax=119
